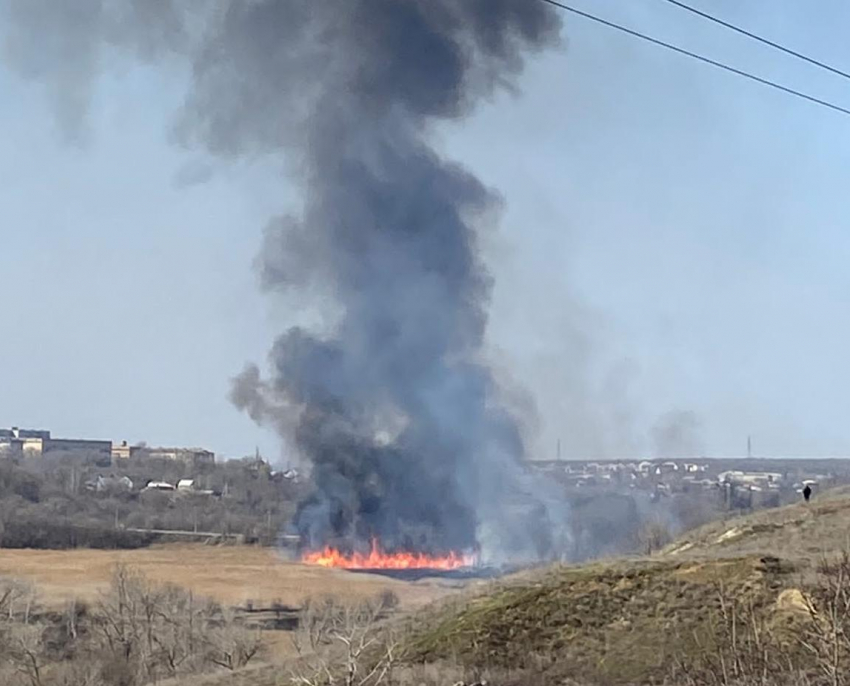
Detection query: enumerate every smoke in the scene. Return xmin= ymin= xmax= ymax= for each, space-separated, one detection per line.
xmin=652 ymin=410 xmax=704 ymax=458
xmin=224 ymin=0 xmax=565 ymax=560
xmin=2 ymin=0 xmax=566 ymax=560
xmin=0 ymin=0 xmax=193 ymax=142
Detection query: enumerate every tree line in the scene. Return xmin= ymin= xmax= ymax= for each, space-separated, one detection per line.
xmin=0 ymin=452 xmax=307 ymax=549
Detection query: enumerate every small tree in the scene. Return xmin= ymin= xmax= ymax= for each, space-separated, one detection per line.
xmin=204 ymin=607 xmax=262 ymax=671
xmin=92 ymin=564 xmax=262 ymax=684
xmin=291 ymin=594 xmax=399 ymax=686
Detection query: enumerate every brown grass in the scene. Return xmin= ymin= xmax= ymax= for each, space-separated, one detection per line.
xmin=663 ymin=489 xmax=850 ymax=563
xmin=396 ymin=491 xmax=850 ymax=685
xmin=402 ymin=555 xmax=797 ymax=685
xmin=10 ymin=493 xmax=850 ymax=685
xmin=0 ymin=544 xmax=454 ymax=610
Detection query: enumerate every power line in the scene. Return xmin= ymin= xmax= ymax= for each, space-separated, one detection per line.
xmin=661 ymin=0 xmax=850 ymax=82
xmin=539 ymin=0 xmax=850 ymax=118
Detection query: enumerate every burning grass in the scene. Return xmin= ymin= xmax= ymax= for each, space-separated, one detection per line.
xmin=301 ymin=538 xmax=477 ymax=570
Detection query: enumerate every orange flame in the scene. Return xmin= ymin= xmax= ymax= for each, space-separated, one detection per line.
xmin=301 ymin=539 xmax=476 ymax=570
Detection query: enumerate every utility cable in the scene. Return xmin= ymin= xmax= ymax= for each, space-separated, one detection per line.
xmin=539 ymin=0 xmax=850 ymax=118
xmin=661 ymin=0 xmax=850 ymax=82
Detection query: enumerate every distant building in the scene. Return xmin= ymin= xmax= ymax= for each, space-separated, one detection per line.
xmin=3 ymin=429 xmax=215 ymax=466
xmin=111 ymin=443 xmax=216 ymax=465
xmin=0 ymin=428 xmax=51 ymax=456
xmin=719 ymin=470 xmax=783 ymax=486
xmin=143 ymin=481 xmax=175 ymax=492
xmin=136 ymin=447 xmax=215 ymax=465
xmin=1 ymin=428 xmax=110 ymax=457
xmin=111 ymin=441 xmax=215 ymax=465
xmin=112 ymin=441 xmax=132 ymax=460
xmin=0 ymin=428 xmax=51 ymax=441
xmin=44 ymin=438 xmax=112 ymax=456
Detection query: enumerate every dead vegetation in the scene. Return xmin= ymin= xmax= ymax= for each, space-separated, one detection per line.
xmin=0 ymin=564 xmax=263 ymax=686
xmin=667 ymin=584 xmax=806 ymax=686
xmin=289 ymin=593 xmax=399 ymax=686
xmin=663 ymin=490 xmax=850 ymax=562
xmin=14 ymin=490 xmax=850 ymax=685
xmin=665 ymin=552 xmax=850 ymax=686
xmin=400 ymin=555 xmax=793 ymax=684
xmin=0 ymin=544 xmax=448 ymax=610
xmin=396 ymin=542 xmax=850 ymax=685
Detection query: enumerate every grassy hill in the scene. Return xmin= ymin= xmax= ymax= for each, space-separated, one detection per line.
xmin=662 ymin=487 xmax=850 ymax=562
xmin=398 ymin=489 xmax=850 ymax=685
xmin=401 ymin=555 xmax=796 ymax=684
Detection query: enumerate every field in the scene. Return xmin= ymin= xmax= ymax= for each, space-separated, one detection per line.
xmin=0 ymin=543 xmax=473 ymax=685
xmin=2 ymin=493 xmax=849 ymax=685
xmin=0 ymin=543 xmax=456 ymax=610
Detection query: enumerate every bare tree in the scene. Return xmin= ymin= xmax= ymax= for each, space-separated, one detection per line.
xmin=89 ymin=564 xmax=264 ymax=684
xmin=204 ymin=607 xmax=262 ymax=671
xmin=0 ymin=580 xmax=49 ymax=686
xmin=290 ymin=594 xmax=399 ymax=686
xmin=9 ymin=623 xmax=47 ymax=686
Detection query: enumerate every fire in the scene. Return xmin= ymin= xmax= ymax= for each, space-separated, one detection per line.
xmin=301 ymin=539 xmax=476 ymax=570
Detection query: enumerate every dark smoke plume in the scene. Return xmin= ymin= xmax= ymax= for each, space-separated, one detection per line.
xmin=2 ymin=0 xmax=565 ymax=560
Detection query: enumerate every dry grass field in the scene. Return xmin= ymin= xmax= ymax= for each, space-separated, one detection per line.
xmin=0 ymin=543 xmax=477 ymax=682
xmin=0 ymin=543 xmax=456 ymax=610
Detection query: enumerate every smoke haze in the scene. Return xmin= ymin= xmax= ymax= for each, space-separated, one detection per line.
xmin=652 ymin=410 xmax=704 ymax=459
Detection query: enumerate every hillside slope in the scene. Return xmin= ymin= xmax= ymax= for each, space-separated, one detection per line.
xmin=401 ymin=491 xmax=850 ymax=685
xmin=402 ymin=555 xmax=797 ymax=685
xmin=663 ymin=487 xmax=850 ymax=561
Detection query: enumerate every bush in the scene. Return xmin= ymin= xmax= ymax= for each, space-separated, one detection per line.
xmin=0 ymin=519 xmax=156 ymax=550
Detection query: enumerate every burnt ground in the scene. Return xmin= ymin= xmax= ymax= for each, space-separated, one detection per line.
xmin=346 ymin=566 xmax=508 ymax=582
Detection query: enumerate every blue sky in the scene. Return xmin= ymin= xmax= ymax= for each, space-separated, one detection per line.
xmin=2 ymin=1 xmax=850 ymax=461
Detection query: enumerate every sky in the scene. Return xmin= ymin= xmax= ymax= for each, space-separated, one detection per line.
xmin=2 ymin=1 xmax=850 ymax=461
